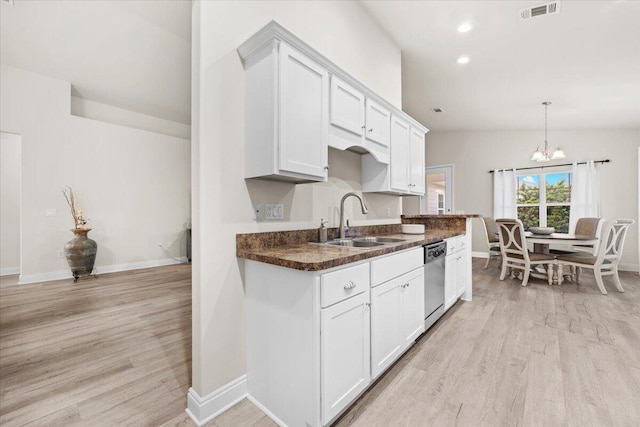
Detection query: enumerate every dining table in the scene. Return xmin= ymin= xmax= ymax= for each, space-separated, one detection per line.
xmin=525 ymin=232 xmax=598 ymax=254
xmin=525 ymin=232 xmax=598 ymax=284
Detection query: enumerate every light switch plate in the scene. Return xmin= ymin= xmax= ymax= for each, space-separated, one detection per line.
xmin=265 ymin=203 xmax=284 ymax=220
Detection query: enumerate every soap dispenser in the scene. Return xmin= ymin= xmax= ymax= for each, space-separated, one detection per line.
xmin=318 ymin=218 xmax=328 ymax=243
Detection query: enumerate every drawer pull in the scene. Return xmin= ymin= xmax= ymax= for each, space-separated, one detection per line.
xmin=344 ymin=281 xmax=356 ymax=290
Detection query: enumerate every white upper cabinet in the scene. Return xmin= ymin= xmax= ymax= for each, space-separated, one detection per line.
xmin=279 ymin=43 xmax=329 ymax=180
xmin=409 ymin=127 xmax=426 ymax=194
xmin=390 ymin=115 xmax=411 ymax=192
xmin=329 ymin=77 xmax=390 ymax=164
xmin=238 ymin=21 xmax=427 ymax=187
xmin=240 ymin=38 xmax=328 ymax=183
xmin=364 ymin=99 xmax=391 ymax=149
xmin=330 ymin=76 xmax=365 ymax=137
xmin=362 ymin=117 xmax=426 ymax=196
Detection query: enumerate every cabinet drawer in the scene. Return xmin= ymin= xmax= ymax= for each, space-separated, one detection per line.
xmin=446 ymin=235 xmax=465 ymax=255
xmin=321 ymin=263 xmax=370 ymax=308
xmin=370 ymin=247 xmax=423 ymax=287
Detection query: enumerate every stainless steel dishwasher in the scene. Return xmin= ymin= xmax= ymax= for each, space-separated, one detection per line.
xmin=424 ymin=241 xmax=446 ymax=331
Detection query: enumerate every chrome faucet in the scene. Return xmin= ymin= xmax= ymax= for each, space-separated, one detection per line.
xmin=339 ymin=192 xmax=368 ymax=239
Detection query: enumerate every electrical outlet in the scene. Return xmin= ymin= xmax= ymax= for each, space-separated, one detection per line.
xmin=57 ymin=250 xmax=64 ymax=258
xmin=46 ymin=209 xmax=57 ymax=217
xmin=265 ymin=203 xmax=284 ymax=220
xmin=386 ymin=207 xmax=391 ymax=217
xmin=253 ymin=202 xmax=264 ymax=220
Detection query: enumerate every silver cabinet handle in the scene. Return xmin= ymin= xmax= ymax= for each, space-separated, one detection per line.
xmin=368 ymin=128 xmax=373 ymax=132
xmin=344 ymin=281 xmax=356 ymax=290
xmin=361 ymin=125 xmax=366 ymax=130
xmin=324 ymin=165 xmax=329 ymax=170
xmin=365 ymin=302 xmax=371 ymax=307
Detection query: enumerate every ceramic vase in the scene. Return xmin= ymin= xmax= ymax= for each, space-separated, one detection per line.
xmin=64 ymin=228 xmax=97 ymax=282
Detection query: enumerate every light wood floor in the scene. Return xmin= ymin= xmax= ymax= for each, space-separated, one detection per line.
xmin=1 ymin=261 xmax=639 ymax=426
xmin=212 ymin=260 xmax=640 ymax=427
xmin=0 ymin=264 xmax=193 ymax=426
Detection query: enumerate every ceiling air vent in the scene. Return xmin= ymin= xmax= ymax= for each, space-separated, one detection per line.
xmin=520 ymin=1 xmax=560 ymax=20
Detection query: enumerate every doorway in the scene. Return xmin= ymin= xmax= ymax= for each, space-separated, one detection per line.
xmin=1 ymin=131 xmax=21 ymax=282
xmin=421 ymin=165 xmax=454 ymax=215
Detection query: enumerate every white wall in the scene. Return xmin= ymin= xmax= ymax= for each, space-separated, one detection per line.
xmin=0 ymin=65 xmax=191 ymax=284
xmin=0 ymin=132 xmax=21 ymax=274
xmin=192 ymin=0 xmax=403 ymax=400
xmin=425 ymin=129 xmax=640 ymax=269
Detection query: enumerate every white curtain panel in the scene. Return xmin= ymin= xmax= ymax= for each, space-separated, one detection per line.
xmin=493 ymin=169 xmax=517 ymax=219
xmin=569 ymin=160 xmax=600 ymax=233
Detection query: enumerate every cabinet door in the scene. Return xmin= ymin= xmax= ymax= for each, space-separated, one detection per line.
xmin=370 ymin=277 xmax=402 ymax=379
xmin=456 ymin=250 xmax=468 ymax=299
xmin=279 ymin=42 xmax=328 ymax=180
xmin=321 ymin=291 xmax=371 ymax=424
xmin=330 ymin=76 xmax=365 ymax=137
xmin=390 ymin=115 xmax=410 ymax=192
xmin=444 ymin=254 xmax=457 ymax=310
xmin=365 ymin=98 xmax=391 ymax=147
xmin=401 ymin=268 xmax=425 ymax=348
xmin=409 ymin=128 xmax=425 ymax=195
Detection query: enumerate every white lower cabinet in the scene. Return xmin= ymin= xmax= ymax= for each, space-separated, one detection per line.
xmin=401 ymin=267 xmax=426 ymax=345
xmin=445 ymin=252 xmax=458 ymax=310
xmin=371 ymin=276 xmax=402 ymax=378
xmin=445 ymin=234 xmax=471 ymax=311
xmin=371 ymin=266 xmax=424 ymax=379
xmin=321 ymin=291 xmax=371 ymax=423
xmin=245 ymin=247 xmax=425 ymax=427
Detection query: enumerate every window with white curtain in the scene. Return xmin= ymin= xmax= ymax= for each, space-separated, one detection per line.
xmin=517 ymin=171 xmax=572 ymax=232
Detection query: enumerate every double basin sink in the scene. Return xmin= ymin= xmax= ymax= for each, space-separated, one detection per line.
xmin=320 ymin=236 xmax=405 ymax=249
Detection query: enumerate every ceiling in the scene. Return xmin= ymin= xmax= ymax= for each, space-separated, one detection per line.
xmin=0 ymin=0 xmax=191 ymax=125
xmin=361 ymin=0 xmax=640 ymax=131
xmin=1 ymin=1 xmax=638 ymax=131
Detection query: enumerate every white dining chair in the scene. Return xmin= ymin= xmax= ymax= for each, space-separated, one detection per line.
xmin=556 ymin=219 xmax=635 ymax=294
xmin=496 ymin=218 xmax=555 ymax=287
xmin=572 ymin=217 xmax=605 ymax=255
xmin=481 ymin=217 xmax=501 ymax=268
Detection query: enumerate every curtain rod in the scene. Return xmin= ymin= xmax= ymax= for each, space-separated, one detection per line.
xmin=488 ymin=159 xmax=610 ymax=174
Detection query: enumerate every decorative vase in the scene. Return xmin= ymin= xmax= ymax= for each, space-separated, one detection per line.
xmin=64 ymin=228 xmax=97 ymax=282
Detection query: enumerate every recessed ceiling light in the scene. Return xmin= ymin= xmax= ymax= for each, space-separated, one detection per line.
xmin=457 ymin=56 xmax=470 ymax=65
xmin=457 ymin=23 xmax=472 ymax=33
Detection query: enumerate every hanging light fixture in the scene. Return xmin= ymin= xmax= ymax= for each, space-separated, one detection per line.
xmin=531 ymin=101 xmax=566 ymax=162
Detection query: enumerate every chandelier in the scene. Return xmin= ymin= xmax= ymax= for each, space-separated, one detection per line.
xmin=531 ymin=101 xmax=566 ymax=162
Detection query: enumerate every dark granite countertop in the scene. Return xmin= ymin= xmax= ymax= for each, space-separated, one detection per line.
xmin=401 ymin=214 xmax=480 ymax=219
xmin=237 ymin=229 xmax=460 ymax=272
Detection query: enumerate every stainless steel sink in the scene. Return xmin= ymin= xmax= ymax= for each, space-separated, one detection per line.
xmin=323 ymin=239 xmax=385 ymax=248
xmin=353 ymin=236 xmax=405 ymax=243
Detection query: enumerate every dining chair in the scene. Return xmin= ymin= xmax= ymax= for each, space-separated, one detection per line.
xmin=556 ymin=219 xmax=635 ymax=294
xmin=573 ymin=217 xmax=605 ymax=255
xmin=496 ymin=218 xmax=555 ymax=287
xmin=550 ymin=217 xmax=604 ymax=280
xmin=481 ymin=216 xmax=501 ymax=268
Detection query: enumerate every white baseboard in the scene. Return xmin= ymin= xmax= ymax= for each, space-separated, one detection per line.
xmin=0 ymin=266 xmax=20 ymax=276
xmin=18 ymin=257 xmax=188 ymax=285
xmin=186 ymin=375 xmax=247 ymax=426
xmin=618 ymin=263 xmax=639 ymax=272
xmin=246 ymin=394 xmax=287 ymax=427
xmin=92 ymin=257 xmax=188 ymax=275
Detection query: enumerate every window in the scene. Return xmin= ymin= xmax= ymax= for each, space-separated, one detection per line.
xmin=437 ymin=193 xmax=445 ymax=215
xmin=517 ymin=171 xmax=572 ymax=233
